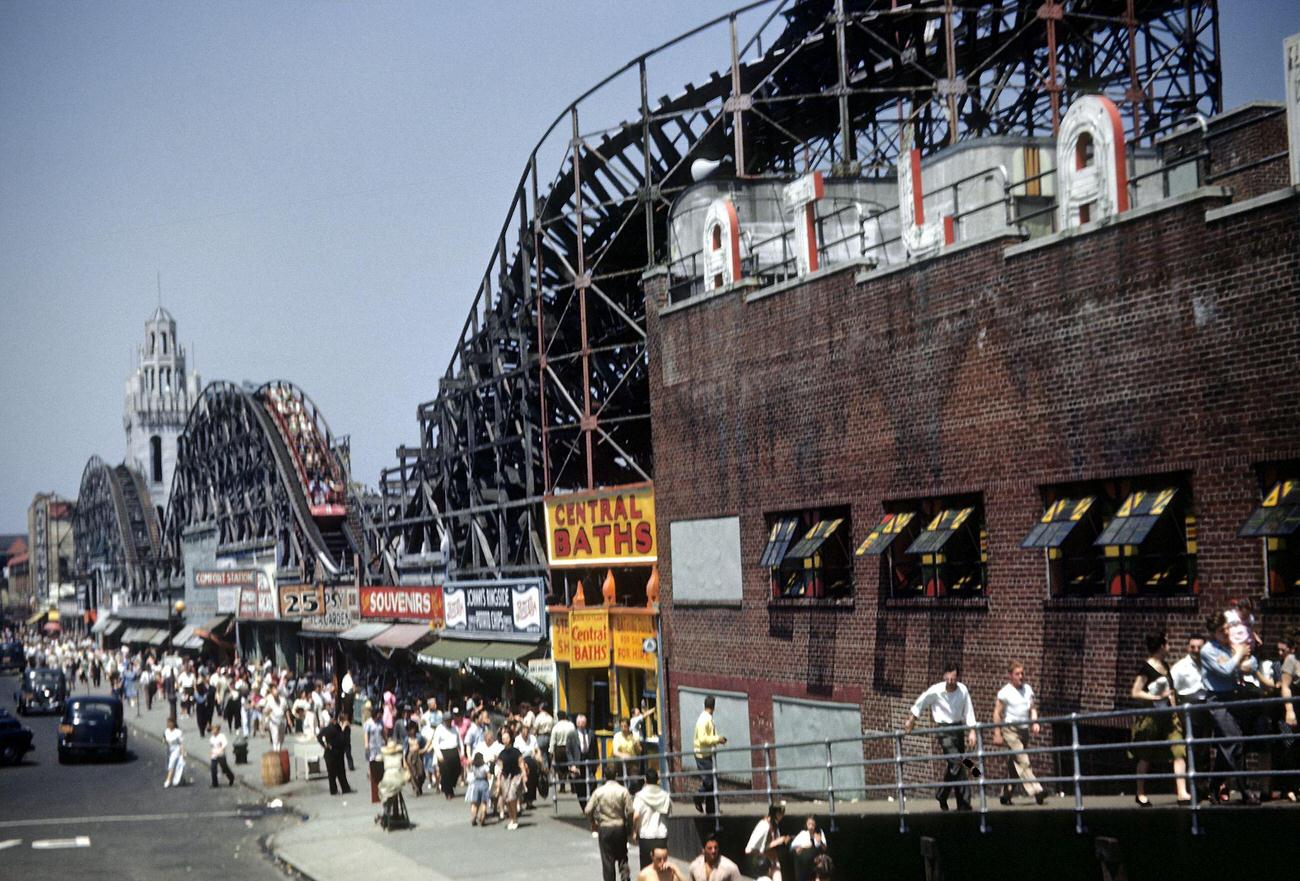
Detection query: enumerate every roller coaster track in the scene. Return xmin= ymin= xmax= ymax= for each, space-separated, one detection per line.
xmin=159 ymin=381 xmax=366 ymax=587
xmin=377 ymin=0 xmax=1220 ymax=582
xmin=74 ymin=456 xmax=162 ymax=606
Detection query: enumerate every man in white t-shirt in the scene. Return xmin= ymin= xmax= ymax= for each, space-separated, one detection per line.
xmin=209 ymin=722 xmax=236 ymax=787
xmin=903 ymin=663 xmax=977 ymax=811
xmin=991 ymin=662 xmax=1045 ymax=805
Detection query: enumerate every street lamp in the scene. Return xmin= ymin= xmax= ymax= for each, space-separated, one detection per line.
xmin=168 ymin=599 xmax=185 ymax=653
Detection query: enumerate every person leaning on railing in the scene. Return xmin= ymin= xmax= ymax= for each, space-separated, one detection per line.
xmin=1127 ymin=632 xmax=1192 ymax=806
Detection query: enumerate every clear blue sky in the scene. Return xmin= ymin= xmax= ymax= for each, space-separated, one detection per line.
xmin=2 ymin=0 xmax=1297 ymax=531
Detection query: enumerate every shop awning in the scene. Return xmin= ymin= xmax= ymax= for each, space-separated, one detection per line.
xmin=367 ymin=624 xmax=435 ymax=651
xmin=1095 ymin=488 xmax=1177 ymax=547
xmin=91 ymin=615 xmax=115 ymax=635
xmin=1238 ymin=480 xmax=1300 ymax=538
xmin=147 ymin=628 xmax=170 ymax=646
xmin=419 ymin=639 xmax=538 ymax=664
xmin=172 ymin=625 xmax=198 ymax=648
xmin=25 ymin=610 xmax=47 ymax=626
xmin=1021 ymin=497 xmax=1096 ymax=549
xmin=856 ymin=512 xmax=915 ymax=556
xmin=194 ymin=615 xmax=232 ymax=640
xmin=337 ymin=623 xmax=392 ymax=642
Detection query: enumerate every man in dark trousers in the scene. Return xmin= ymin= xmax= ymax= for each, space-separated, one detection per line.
xmin=567 ymin=713 xmax=599 ymax=811
xmin=317 ymin=712 xmax=353 ymax=795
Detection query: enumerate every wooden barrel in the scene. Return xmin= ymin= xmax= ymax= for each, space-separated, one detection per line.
xmin=261 ymin=750 xmax=285 ymax=786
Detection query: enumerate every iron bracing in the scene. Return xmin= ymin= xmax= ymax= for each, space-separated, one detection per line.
xmin=381 ymin=0 xmax=1220 ymax=581
xmin=73 ymin=456 xmax=162 ymax=609
xmin=158 ymin=380 xmax=372 ymax=588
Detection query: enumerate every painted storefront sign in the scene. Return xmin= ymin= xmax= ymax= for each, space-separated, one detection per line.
xmin=359 ymin=585 xmax=445 ymax=626
xmin=568 ymin=609 xmax=610 ymax=669
xmin=611 ymin=612 xmax=657 ymax=670
xmin=544 ymin=484 xmax=656 ymax=568
xmin=442 ymin=579 xmax=545 ymax=640
xmin=302 ymin=586 xmax=360 ymax=632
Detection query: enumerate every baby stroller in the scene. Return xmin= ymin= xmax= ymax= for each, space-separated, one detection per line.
xmin=377 ymin=790 xmax=411 ymax=831
xmin=375 ymin=742 xmax=412 ymax=831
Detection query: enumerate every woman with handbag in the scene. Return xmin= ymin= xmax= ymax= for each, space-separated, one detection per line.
xmin=1128 ymin=632 xmax=1191 ymax=805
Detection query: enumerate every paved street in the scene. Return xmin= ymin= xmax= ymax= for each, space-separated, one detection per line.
xmin=0 ymin=672 xmax=293 ymax=881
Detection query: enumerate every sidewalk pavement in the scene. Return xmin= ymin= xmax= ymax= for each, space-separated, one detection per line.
xmin=103 ymin=684 xmax=615 ymax=881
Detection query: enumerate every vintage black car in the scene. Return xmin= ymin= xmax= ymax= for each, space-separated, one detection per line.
xmin=58 ymin=696 xmax=127 ymax=762
xmin=0 ymin=707 xmax=34 ymax=765
xmin=0 ymin=641 xmax=24 ymax=673
xmin=14 ymin=667 xmax=67 ymax=715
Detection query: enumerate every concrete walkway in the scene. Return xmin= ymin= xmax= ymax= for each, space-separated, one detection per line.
xmin=105 ymin=684 xmax=610 ymax=881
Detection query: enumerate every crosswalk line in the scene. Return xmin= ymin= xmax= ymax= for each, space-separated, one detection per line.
xmin=31 ymin=836 xmax=91 ymax=849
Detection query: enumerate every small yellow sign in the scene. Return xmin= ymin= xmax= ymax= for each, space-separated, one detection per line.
xmin=551 ymin=612 xmax=571 ymax=663
xmin=612 ymin=613 xmax=656 ymax=670
xmin=568 ymin=609 xmax=610 ymax=669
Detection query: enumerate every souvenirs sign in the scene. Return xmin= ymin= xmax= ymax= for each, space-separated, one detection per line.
xmin=443 ymin=578 xmax=545 ymax=641
xmin=359 ymin=585 xmax=445 ymax=626
xmin=544 ymin=483 xmax=656 ymax=568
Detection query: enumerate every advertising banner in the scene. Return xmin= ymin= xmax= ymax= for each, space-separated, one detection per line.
xmin=442 ymin=579 xmax=545 ymax=641
xmin=568 ymin=609 xmax=610 ymax=669
xmin=544 ymin=483 xmax=656 ymax=568
xmin=236 ymin=571 xmax=277 ymax=621
xmin=195 ymin=570 xmax=259 ymax=589
xmin=278 ymin=584 xmax=325 ymax=619
xmin=302 ymin=586 xmax=360 ymax=632
xmin=359 ymin=585 xmax=445 ymax=626
xmin=550 ymin=611 xmax=570 ymax=663
xmin=611 ymin=612 xmax=657 ymax=670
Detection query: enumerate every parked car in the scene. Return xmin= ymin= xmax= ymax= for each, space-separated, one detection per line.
xmin=58 ymin=696 xmax=127 ymax=763
xmin=14 ymin=668 xmax=67 ymax=715
xmin=0 ymin=641 xmax=24 ymax=673
xmin=0 ymin=707 xmax=34 ymax=765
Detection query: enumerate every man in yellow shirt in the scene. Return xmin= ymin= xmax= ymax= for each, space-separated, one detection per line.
xmin=611 ymin=717 xmax=642 ymax=789
xmin=692 ymin=695 xmax=727 ymax=814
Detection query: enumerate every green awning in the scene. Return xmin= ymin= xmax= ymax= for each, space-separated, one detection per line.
xmin=418 ymin=639 xmax=539 ymax=664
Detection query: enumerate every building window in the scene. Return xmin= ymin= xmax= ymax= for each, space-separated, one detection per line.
xmin=162 ymin=333 xmax=168 ymax=354
xmin=760 ymin=506 xmax=853 ymax=601
xmin=150 ymin=435 xmax=163 ymax=483
xmin=861 ymin=495 xmax=986 ymax=598
xmin=1239 ymin=465 xmax=1300 ymax=596
xmin=1023 ymin=475 xmax=1197 ymax=597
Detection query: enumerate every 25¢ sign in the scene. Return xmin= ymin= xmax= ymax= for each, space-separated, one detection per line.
xmin=279 ymin=585 xmax=325 ymax=619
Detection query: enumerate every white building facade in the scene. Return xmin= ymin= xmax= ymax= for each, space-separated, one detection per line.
xmin=123 ymin=307 xmax=201 ymax=520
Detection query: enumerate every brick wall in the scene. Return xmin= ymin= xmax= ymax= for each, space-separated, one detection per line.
xmin=646 ymin=180 xmax=1300 ymax=768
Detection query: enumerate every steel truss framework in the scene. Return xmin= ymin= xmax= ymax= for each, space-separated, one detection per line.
xmin=73 ymin=456 xmax=162 ymax=608
xmin=380 ymin=0 xmax=1220 ymax=581
xmin=159 ymin=381 xmax=368 ymax=589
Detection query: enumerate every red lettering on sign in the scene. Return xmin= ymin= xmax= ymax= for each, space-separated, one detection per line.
xmin=614 ymin=495 xmax=627 ymax=520
xmin=613 ymin=524 xmax=633 ymax=555
xmin=635 ymin=521 xmax=653 ymax=554
xmin=592 ymin=524 xmax=611 ymax=554
xmin=573 ymin=529 xmax=592 ymax=555
xmin=553 ymin=529 xmax=571 ymax=558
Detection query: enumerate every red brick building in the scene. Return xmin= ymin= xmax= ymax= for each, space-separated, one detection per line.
xmin=646 ymin=104 xmax=1299 ymax=780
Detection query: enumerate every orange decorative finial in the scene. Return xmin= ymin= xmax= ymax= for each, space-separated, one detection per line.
xmin=572 ymin=579 xmax=586 ymax=607
xmin=602 ymin=569 xmax=617 ymax=606
xmin=645 ymin=565 xmax=660 ymax=607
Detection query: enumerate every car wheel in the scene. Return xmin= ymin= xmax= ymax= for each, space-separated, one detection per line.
xmin=0 ymin=746 xmax=17 ymax=765
xmin=57 ymin=749 xmax=69 ymax=765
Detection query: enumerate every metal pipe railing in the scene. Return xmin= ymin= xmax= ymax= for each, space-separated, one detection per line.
xmin=546 ymin=694 xmax=1300 ymax=837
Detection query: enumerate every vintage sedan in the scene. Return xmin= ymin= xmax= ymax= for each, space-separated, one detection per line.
xmin=0 ymin=707 xmax=34 ymax=765
xmin=14 ymin=667 xmax=67 ymax=715
xmin=58 ymin=696 xmax=127 ymax=762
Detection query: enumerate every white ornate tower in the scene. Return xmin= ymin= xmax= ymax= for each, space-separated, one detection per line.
xmin=123 ymin=307 xmax=201 ymax=520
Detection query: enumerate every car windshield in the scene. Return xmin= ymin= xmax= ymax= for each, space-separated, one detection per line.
xmin=31 ymin=671 xmax=62 ymax=687
xmin=72 ymin=704 xmax=114 ymax=723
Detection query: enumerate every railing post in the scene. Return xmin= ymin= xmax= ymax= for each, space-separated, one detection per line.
xmin=824 ymin=738 xmax=837 ymax=833
xmin=763 ymin=742 xmax=773 ymax=806
xmin=1070 ymin=713 xmax=1086 ymax=835
xmin=1183 ymin=702 xmax=1202 ymax=836
xmin=893 ymin=731 xmax=908 ymax=835
xmin=974 ymin=725 xmax=989 ymax=834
